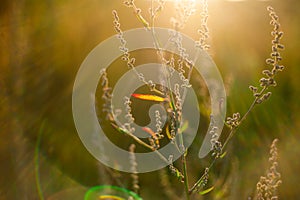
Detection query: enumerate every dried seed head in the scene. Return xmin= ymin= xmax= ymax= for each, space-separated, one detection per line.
xmin=262 ymin=70 xmax=272 ymax=77
xmin=266 ymin=58 xmax=275 ymax=65
xmin=249 ymin=85 xmax=258 ymax=92
xmin=277 ymin=44 xmax=285 ymax=49
xmin=256 ymin=98 xmax=263 ymax=104
xmin=275 ymin=65 xmax=284 ymax=71
xmin=263 ymin=92 xmax=272 ymax=101
xmin=255 ymin=139 xmax=281 ymax=199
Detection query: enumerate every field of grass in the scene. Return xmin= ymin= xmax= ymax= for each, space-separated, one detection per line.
xmin=1 ymin=0 xmax=300 ymax=199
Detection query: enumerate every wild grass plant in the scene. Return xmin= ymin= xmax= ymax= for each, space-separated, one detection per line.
xmin=97 ymin=1 xmax=285 ymax=199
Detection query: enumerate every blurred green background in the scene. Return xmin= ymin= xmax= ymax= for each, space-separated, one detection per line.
xmin=1 ymin=0 xmax=299 ymax=199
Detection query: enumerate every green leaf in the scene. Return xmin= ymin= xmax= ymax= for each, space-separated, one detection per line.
xmin=199 ymin=186 xmax=214 ymax=195
xmin=111 ymin=123 xmax=127 ymax=135
xmin=220 ymin=151 xmax=227 ymax=158
xmin=136 ymin=14 xmax=150 ymax=30
xmin=179 ymin=120 xmax=189 ymax=133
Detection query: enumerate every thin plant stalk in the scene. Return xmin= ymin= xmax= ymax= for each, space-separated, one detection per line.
xmin=149 ymin=1 xmax=191 ymax=198
xmin=190 ymin=5 xmax=285 ymax=194
xmin=182 ymin=148 xmax=190 ymax=200
xmin=189 ymin=87 xmax=270 ymax=194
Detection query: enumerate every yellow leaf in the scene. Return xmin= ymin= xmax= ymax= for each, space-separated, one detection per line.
xmin=136 ymin=14 xmax=150 ymax=30
xmin=166 ymin=125 xmax=172 ymax=140
xmin=99 ymin=195 xmax=125 ymax=200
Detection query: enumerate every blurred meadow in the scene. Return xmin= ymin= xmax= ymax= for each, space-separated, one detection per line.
xmin=1 ymin=0 xmax=300 ymax=199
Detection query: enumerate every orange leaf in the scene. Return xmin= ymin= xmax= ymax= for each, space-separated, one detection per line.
xmin=142 ymin=127 xmax=156 ymax=138
xmin=131 ymin=93 xmax=165 ymax=102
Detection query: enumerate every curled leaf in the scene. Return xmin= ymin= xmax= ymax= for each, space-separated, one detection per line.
xmin=166 ymin=125 xmax=172 ymax=140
